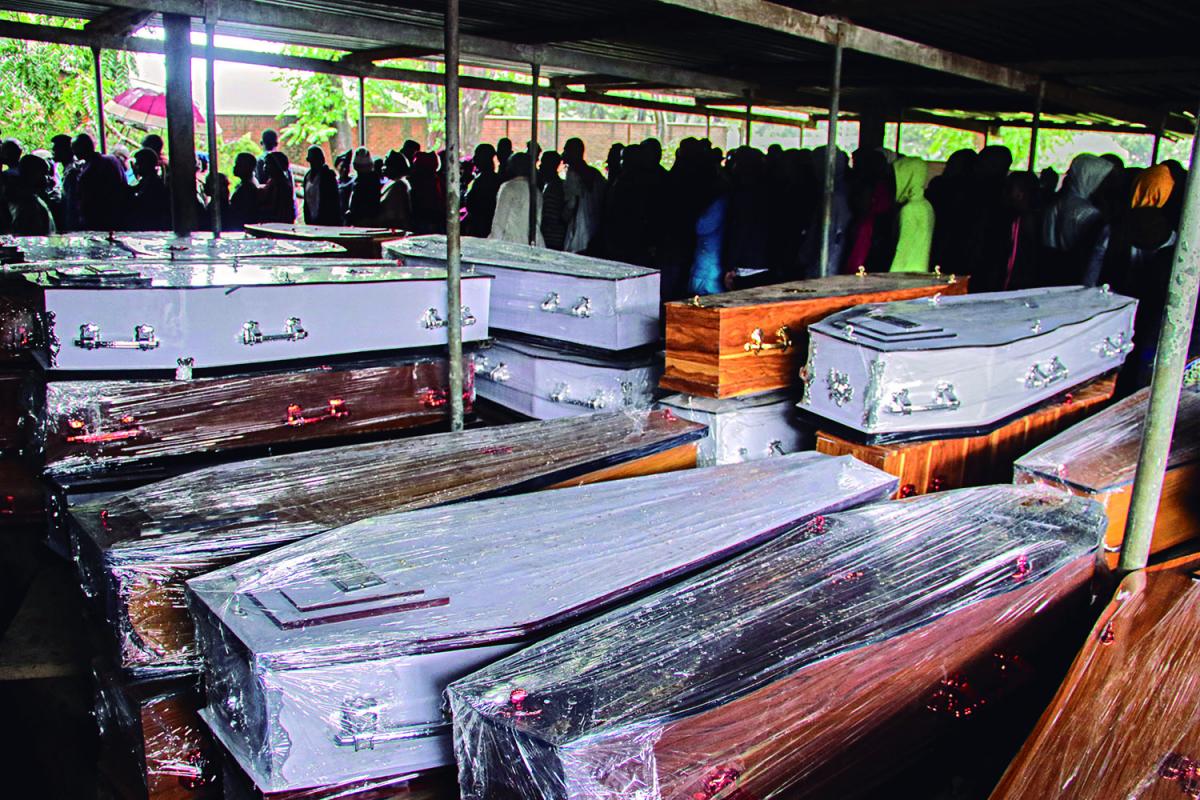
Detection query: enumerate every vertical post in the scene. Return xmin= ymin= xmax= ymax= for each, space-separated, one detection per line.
xmin=1117 ymin=109 xmax=1200 ymax=574
xmin=743 ymin=93 xmax=752 ymax=147
xmin=705 ymin=113 xmax=711 ymax=140
xmin=554 ymin=89 xmax=561 ymax=150
xmin=358 ymin=76 xmax=367 ymax=148
xmin=1028 ymin=81 xmax=1044 ymax=173
xmin=529 ymin=62 xmax=540 ymax=246
xmin=1151 ymin=127 xmax=1164 ymax=165
xmin=444 ymin=0 xmax=464 ymax=432
xmin=91 ymin=47 xmax=108 ymax=154
xmin=894 ymin=117 xmax=902 ymax=154
xmin=819 ymin=32 xmax=844 ymax=278
xmin=163 ymin=14 xmax=197 ymax=237
xmin=204 ymin=19 xmax=222 ymax=236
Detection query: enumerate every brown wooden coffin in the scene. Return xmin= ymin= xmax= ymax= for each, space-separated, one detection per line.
xmin=1015 ymin=384 xmax=1200 ymax=565
xmin=662 ymin=271 xmax=966 ymax=398
xmin=0 ymin=457 xmax=46 ymax=526
xmin=243 ymin=224 xmax=405 ymax=260
xmin=817 ymin=373 xmax=1116 ymax=499
xmin=70 ymin=410 xmax=706 ymax=675
xmin=990 ymin=554 xmax=1200 ymax=800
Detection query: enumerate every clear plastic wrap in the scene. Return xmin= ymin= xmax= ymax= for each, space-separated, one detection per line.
xmin=0 ymin=371 xmax=23 ymax=451
xmin=658 ymin=390 xmax=814 ymax=465
xmin=1 ymin=233 xmax=140 ymax=263
xmin=990 ymin=554 xmax=1200 ymax=799
xmin=243 ymin=224 xmax=405 ymax=260
xmin=184 ymin=452 xmax=897 ymax=793
xmin=113 ymin=232 xmax=346 ymax=259
xmin=447 ymin=484 xmax=1106 ymax=800
xmin=70 ymin=410 xmax=707 ymax=676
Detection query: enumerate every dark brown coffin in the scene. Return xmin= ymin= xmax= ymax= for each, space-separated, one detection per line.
xmin=70 ymin=410 xmax=705 ymax=675
xmin=990 ymin=554 xmax=1200 ymax=800
xmin=243 ymin=224 xmax=405 ymax=260
xmin=449 ymin=485 xmax=1104 ymax=800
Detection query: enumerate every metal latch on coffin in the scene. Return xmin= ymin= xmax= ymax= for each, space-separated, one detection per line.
xmin=539 ymin=292 xmax=592 ymax=318
xmin=241 ymin=317 xmax=307 ymax=346
xmin=1025 ymin=356 xmax=1069 ymax=389
xmin=888 ymin=382 xmax=960 ymax=415
xmin=420 ymin=306 xmax=477 ymax=329
xmin=1099 ymin=332 xmax=1134 ymax=359
xmin=74 ymin=323 xmax=159 ymax=350
xmin=549 ymin=383 xmax=608 ymax=409
xmin=335 ymin=696 xmax=450 ymax=751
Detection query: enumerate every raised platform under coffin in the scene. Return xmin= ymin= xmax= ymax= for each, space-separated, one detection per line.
xmin=1015 ymin=382 xmax=1200 ymax=564
xmin=243 ymin=225 xmax=405 ymax=260
xmin=662 ymin=271 xmax=964 ymax=398
xmin=187 ymin=453 xmax=896 ymax=793
xmin=448 ymin=485 xmax=1105 ymax=800
xmin=70 ymin=410 xmax=707 ymax=676
xmin=818 ymin=373 xmax=1116 ymax=498
xmin=657 ymin=390 xmax=813 ymax=466
xmin=801 ymin=286 xmax=1136 ymax=440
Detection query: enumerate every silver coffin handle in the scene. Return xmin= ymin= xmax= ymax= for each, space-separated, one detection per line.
xmin=334 ymin=696 xmax=449 ymax=751
xmin=1099 ymin=332 xmax=1134 ymax=359
xmin=474 ymin=356 xmax=511 ymax=382
xmin=420 ymin=306 xmax=478 ymax=329
xmin=549 ymin=382 xmax=607 ymax=409
xmin=1025 ymin=356 xmax=1069 ymax=389
xmin=241 ymin=317 xmax=308 ymax=346
xmin=887 ymin=382 xmax=960 ymax=415
xmin=74 ymin=323 xmax=160 ymax=350
xmin=539 ymin=292 xmax=592 ymax=318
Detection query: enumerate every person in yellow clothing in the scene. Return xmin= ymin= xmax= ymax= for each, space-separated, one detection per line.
xmin=889 ymin=156 xmax=935 ymax=272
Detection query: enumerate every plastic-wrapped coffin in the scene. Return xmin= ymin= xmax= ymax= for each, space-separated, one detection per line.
xmin=243 ymin=225 xmax=404 ymax=260
xmin=70 ymin=410 xmax=707 ymax=676
xmin=112 ymin=232 xmax=347 ymax=259
xmin=1015 ymin=383 xmax=1200 ymax=563
xmin=6 ymin=260 xmax=490 ymax=372
xmin=221 ymin=756 xmax=456 ymax=800
xmin=31 ymin=352 xmax=472 ymax=488
xmin=0 ymin=371 xmax=22 ymax=452
xmin=387 ymin=236 xmax=659 ymax=351
xmin=800 ymin=286 xmax=1136 ymax=440
xmin=990 ymin=555 xmax=1200 ymax=800
xmin=448 ymin=485 xmax=1105 ymax=800
xmin=475 ymin=337 xmax=658 ymax=420
xmin=185 ymin=453 xmax=897 ymax=794
xmin=658 ymin=390 xmax=814 ymax=466
xmin=0 ymin=233 xmax=141 ymax=264
xmin=662 ymin=272 xmax=964 ymax=399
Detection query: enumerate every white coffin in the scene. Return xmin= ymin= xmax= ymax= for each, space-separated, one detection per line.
xmin=474 ymin=337 xmax=659 ymax=420
xmin=387 ymin=235 xmax=660 ymax=351
xmin=187 ymin=453 xmax=897 ymax=793
xmin=23 ymin=260 xmax=490 ymax=373
xmin=658 ymin=391 xmax=814 ymax=466
xmin=801 ymin=286 xmax=1136 ymax=439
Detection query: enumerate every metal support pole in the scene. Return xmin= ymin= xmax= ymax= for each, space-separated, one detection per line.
xmin=819 ymin=33 xmax=844 ymax=278
xmin=529 ymin=62 xmax=540 ymax=246
xmin=743 ymin=93 xmax=752 ymax=147
xmin=204 ymin=19 xmax=222 ymax=236
xmin=894 ymin=117 xmax=901 ymax=155
xmin=163 ymin=14 xmax=197 ymax=237
xmin=705 ymin=114 xmax=711 ymax=140
xmin=1117 ymin=108 xmax=1200 ymax=573
xmin=1029 ymin=81 xmax=1044 ymax=173
xmin=358 ymin=76 xmax=366 ymax=148
xmin=554 ymin=89 xmax=561 ymax=151
xmin=91 ymin=47 xmax=107 ymax=153
xmin=444 ymin=0 xmax=464 ymax=432
xmin=1151 ymin=122 xmax=1164 ymax=165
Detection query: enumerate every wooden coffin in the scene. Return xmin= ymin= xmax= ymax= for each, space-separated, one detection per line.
xmin=990 ymin=554 xmax=1200 ymax=800
xmin=818 ymin=373 xmax=1116 ymax=498
xmin=0 ymin=457 xmax=47 ymax=526
xmin=244 ymin=224 xmax=404 ymax=260
xmin=70 ymin=410 xmax=708 ymax=675
xmin=448 ymin=485 xmax=1105 ymax=800
xmin=658 ymin=390 xmax=814 ymax=466
xmin=0 ymin=371 xmax=23 ymax=452
xmin=33 ymin=352 xmax=471 ymax=487
xmin=662 ymin=271 xmax=965 ymax=399
xmin=1015 ymin=383 xmax=1200 ymax=564
xmin=187 ymin=454 xmax=896 ymax=793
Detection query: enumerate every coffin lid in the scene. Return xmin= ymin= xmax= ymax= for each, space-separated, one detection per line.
xmin=658 ymin=389 xmax=795 ymax=415
xmin=244 ymin=223 xmax=401 ymax=240
xmin=811 ymin=286 xmax=1135 ymax=350
xmin=185 ymin=453 xmax=897 ymax=670
xmin=115 ymin=233 xmax=345 ymax=259
xmin=484 ymin=336 xmax=655 ymax=370
xmin=674 ymin=272 xmax=956 ymax=310
xmin=387 ymin=235 xmax=658 ymax=280
xmin=0 ymin=233 xmax=137 ymax=263
xmin=448 ymin=485 xmax=1104 ymax=745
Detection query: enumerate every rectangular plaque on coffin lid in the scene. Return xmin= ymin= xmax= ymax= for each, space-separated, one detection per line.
xmin=387 ymin=235 xmax=659 ymax=351
xmin=658 ymin=390 xmax=813 ymax=466
xmin=186 ymin=452 xmax=897 ymax=793
xmin=662 ymin=271 xmax=964 ymax=398
xmin=70 ymin=410 xmax=707 ymax=676
xmin=448 ymin=485 xmax=1105 ymax=800
xmin=801 ymin=285 xmax=1136 ymax=439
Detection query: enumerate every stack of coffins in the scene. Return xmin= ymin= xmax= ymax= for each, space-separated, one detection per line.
xmin=990 ymin=554 xmax=1200 ymax=800
xmin=1015 ymin=382 xmax=1200 ymax=564
xmin=244 ymin=224 xmax=405 ymax=260
xmin=186 ymin=452 xmax=897 ymax=796
xmin=73 ymin=411 xmax=709 ymax=796
xmin=388 ymin=236 xmax=662 ymax=419
xmin=658 ymin=271 xmax=961 ymax=465
xmin=448 ymin=484 xmax=1106 ymax=800
xmin=802 ymin=286 xmax=1135 ymax=496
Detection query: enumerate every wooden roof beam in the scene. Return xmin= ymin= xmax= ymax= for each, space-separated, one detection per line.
xmin=82 ymin=7 xmax=152 ymax=37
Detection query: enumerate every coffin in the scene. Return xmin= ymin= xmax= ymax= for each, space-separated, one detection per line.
xmin=1015 ymin=382 xmax=1200 ymax=564
xmin=449 ymin=485 xmax=1105 ymax=800
xmin=9 ymin=260 xmax=490 ymax=372
xmin=113 ymin=232 xmax=346 ymax=259
xmin=0 ymin=371 xmax=22 ymax=452
xmin=662 ymin=271 xmax=964 ymax=398
xmin=474 ymin=337 xmax=658 ymax=420
xmin=818 ymin=373 xmax=1116 ymax=498
xmin=800 ymin=286 xmax=1136 ymax=440
xmin=0 ymin=233 xmax=139 ymax=263
xmin=32 ymin=352 xmax=471 ymax=487
xmin=658 ymin=390 xmax=813 ymax=466
xmin=70 ymin=410 xmax=707 ymax=676
xmin=0 ymin=457 xmax=47 ymax=526
xmin=244 ymin=225 xmax=405 ymax=260
xmin=187 ymin=453 xmax=897 ymax=793
xmin=990 ymin=554 xmax=1200 ymax=800
xmin=387 ymin=235 xmax=659 ymax=351
xmin=222 ymin=755 xmax=456 ymax=800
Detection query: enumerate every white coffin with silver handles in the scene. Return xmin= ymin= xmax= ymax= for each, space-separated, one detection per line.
xmin=658 ymin=391 xmax=813 ymax=466
xmin=474 ymin=337 xmax=658 ymax=419
xmin=187 ymin=453 xmax=897 ymax=793
xmin=388 ymin=235 xmax=659 ymax=351
xmin=25 ymin=260 xmax=491 ymax=372
xmin=800 ymin=286 xmax=1136 ymax=438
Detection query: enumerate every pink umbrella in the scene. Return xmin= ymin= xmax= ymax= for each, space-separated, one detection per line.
xmin=104 ymin=87 xmax=220 ymax=133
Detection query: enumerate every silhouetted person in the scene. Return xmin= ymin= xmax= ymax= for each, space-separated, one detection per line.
xmin=721 ymin=146 xmax=773 ymax=279
xmin=255 ymin=128 xmax=281 ymax=184
xmin=127 ymin=148 xmax=171 ymax=231
xmin=604 ymin=143 xmax=664 ymax=267
xmin=71 ymin=133 xmax=128 ymax=231
xmin=225 ymin=152 xmax=259 ymax=231
xmin=377 ymin=150 xmax=412 ymax=230
xmin=463 ymin=143 xmax=500 ymax=237
xmin=490 ymin=152 xmax=542 ymax=245
xmin=401 ymin=139 xmax=421 ymax=169
xmin=407 ymin=152 xmax=445 ymax=234
xmin=926 ymin=147 xmax=976 ymax=274
xmin=496 ymin=138 xmax=513 ymax=176
xmin=562 ymin=137 xmax=604 ymax=253
xmin=303 ymin=146 xmax=341 ymax=226
xmin=1041 ymin=154 xmax=1114 ymax=285
xmin=605 ymin=143 xmax=624 ymax=183
xmin=798 ymin=146 xmax=852 ymax=277
xmin=1 ymin=138 xmax=23 ymax=177
xmin=539 ymin=151 xmax=566 ymax=250
xmin=346 ymin=147 xmax=381 ymax=226
xmin=846 ymin=148 xmax=896 ymax=274
xmin=334 ymin=149 xmax=354 ymax=221
xmin=7 ymin=154 xmax=55 ymax=234
xmin=51 ymin=134 xmax=81 ymax=230
xmin=141 ymin=133 xmax=166 ymax=175
xmin=261 ymin=151 xmax=296 ymax=223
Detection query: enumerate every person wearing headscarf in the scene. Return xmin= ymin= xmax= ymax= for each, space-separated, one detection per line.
xmin=260 ymin=151 xmax=297 ymax=224
xmin=1041 ymin=154 xmax=1115 ymax=285
xmin=376 ymin=150 xmax=413 ymax=230
xmin=925 ymin=148 xmax=976 ymax=274
xmin=346 ymin=147 xmax=381 ymax=226
xmin=846 ymin=148 xmax=896 ymax=273
xmin=797 ymin=146 xmax=852 ymax=278
xmin=303 ymin=146 xmax=342 ymax=226
xmin=407 ymin=152 xmax=445 ymax=234
xmin=889 ymin=157 xmax=934 ymax=272
xmin=489 ymin=152 xmax=543 ymax=246
xmin=463 ymin=144 xmax=500 ymax=237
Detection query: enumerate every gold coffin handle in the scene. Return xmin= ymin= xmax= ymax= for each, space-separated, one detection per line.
xmin=744 ymin=326 xmax=793 ymax=355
